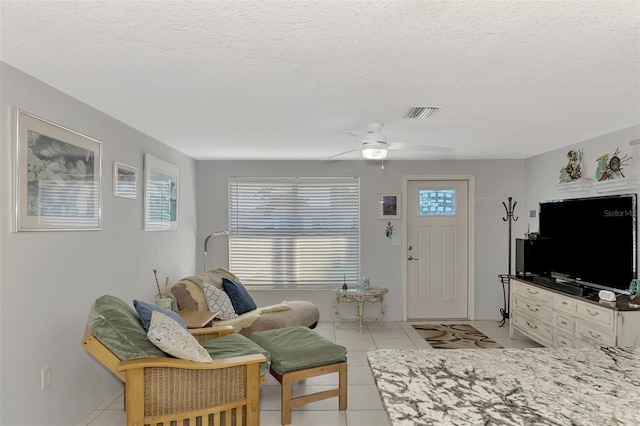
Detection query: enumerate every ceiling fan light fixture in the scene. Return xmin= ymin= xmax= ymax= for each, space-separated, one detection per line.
xmin=362 ymin=142 xmax=388 ymax=160
xmin=363 ymin=130 xmax=387 ymax=143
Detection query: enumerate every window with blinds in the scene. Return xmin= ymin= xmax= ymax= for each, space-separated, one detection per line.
xmin=229 ymin=177 xmax=360 ymax=287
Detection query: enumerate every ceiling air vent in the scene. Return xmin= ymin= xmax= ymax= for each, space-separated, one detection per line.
xmin=402 ymin=106 xmax=440 ymax=120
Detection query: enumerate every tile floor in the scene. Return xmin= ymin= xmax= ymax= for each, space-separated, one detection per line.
xmin=77 ymin=319 xmax=540 ymax=426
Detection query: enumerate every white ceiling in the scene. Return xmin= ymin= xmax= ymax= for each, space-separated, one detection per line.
xmin=1 ymin=1 xmax=639 ymax=161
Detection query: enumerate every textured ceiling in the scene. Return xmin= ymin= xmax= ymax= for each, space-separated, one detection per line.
xmin=1 ymin=1 xmax=639 ymax=161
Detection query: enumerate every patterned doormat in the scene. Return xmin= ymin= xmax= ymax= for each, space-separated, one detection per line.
xmin=412 ymin=324 xmax=503 ymax=349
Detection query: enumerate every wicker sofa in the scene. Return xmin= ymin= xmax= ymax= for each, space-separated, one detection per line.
xmin=171 ymin=268 xmax=320 ymax=337
xmin=82 ymin=295 xmax=269 ymax=426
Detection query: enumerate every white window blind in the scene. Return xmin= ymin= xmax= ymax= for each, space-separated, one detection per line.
xmin=229 ymin=177 xmax=360 ymax=287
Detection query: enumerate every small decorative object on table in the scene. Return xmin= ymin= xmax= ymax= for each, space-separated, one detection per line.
xmin=152 ymin=269 xmax=172 ymax=309
xmin=629 ymin=279 xmax=640 ymax=307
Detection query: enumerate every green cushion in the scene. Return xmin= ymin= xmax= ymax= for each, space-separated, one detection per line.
xmin=202 ymin=333 xmax=271 ymax=376
xmin=88 ymin=295 xmax=166 ymax=360
xmin=250 ymin=326 xmax=347 ymax=375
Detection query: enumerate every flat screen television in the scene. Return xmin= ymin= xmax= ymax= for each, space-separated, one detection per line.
xmin=538 ymin=193 xmax=637 ymax=293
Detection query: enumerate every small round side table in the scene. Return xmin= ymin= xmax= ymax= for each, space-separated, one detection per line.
xmin=333 ymin=286 xmax=389 ymax=331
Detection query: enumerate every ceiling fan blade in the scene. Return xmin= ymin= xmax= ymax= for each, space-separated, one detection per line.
xmin=344 ymin=130 xmax=362 ymax=139
xmin=390 ymin=142 xmax=454 ymax=153
xmin=325 ymin=148 xmax=361 ymax=160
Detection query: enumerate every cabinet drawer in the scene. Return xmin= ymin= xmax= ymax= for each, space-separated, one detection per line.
xmin=513 ymin=282 xmax=553 ymax=305
xmin=572 ymin=337 xmax=594 ymax=348
xmin=575 ymin=320 xmax=615 ymax=346
xmin=554 ymin=294 xmax=576 ymax=314
xmin=553 ymin=312 xmax=574 ymax=334
xmin=575 ymin=302 xmax=614 ymax=330
xmin=512 ymin=312 xmax=553 ymax=345
xmin=513 ymin=294 xmax=553 ymax=324
xmin=553 ymin=330 xmax=573 ymax=348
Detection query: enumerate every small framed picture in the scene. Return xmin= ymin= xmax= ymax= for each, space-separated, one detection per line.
xmin=15 ymin=110 xmax=102 ymax=231
xmin=144 ymin=153 xmax=179 ymax=231
xmin=379 ymin=193 xmax=400 ymax=219
xmin=113 ymin=162 xmax=137 ymax=199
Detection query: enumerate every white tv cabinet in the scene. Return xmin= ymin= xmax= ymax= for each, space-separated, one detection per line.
xmin=509 ymin=277 xmax=640 ymax=348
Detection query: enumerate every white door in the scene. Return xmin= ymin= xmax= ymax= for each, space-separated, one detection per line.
xmin=407 ymin=180 xmax=469 ymax=319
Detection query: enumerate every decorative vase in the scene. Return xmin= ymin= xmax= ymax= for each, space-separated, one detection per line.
xmin=155 ymin=295 xmax=173 ymax=310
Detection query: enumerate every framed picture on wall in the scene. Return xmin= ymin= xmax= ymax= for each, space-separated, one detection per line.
xmin=15 ymin=110 xmax=102 ymax=231
xmin=113 ymin=162 xmax=137 ymax=199
xmin=379 ymin=192 xmax=400 ymax=219
xmin=143 ymin=153 xmax=179 ymax=231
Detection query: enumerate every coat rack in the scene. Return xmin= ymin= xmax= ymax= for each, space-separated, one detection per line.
xmin=498 ymin=196 xmax=518 ymax=327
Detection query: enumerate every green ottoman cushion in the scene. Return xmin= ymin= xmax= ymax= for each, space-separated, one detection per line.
xmin=250 ymin=326 xmax=347 ymax=375
xmin=201 ymin=333 xmax=272 ymax=377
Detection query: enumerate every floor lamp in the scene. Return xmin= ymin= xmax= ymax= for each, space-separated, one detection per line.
xmin=203 ymin=231 xmax=229 ymax=272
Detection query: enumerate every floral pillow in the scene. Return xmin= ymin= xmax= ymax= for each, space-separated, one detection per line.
xmin=202 ymin=282 xmax=239 ymax=320
xmin=147 ymin=311 xmax=212 ymax=362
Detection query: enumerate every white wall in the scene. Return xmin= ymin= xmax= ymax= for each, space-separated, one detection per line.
xmin=196 ymin=159 xmax=526 ymax=323
xmin=524 ymin=125 xmax=640 ymax=216
xmin=0 ymin=63 xmax=198 ymax=425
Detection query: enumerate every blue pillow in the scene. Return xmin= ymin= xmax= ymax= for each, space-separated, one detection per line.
xmin=133 ymin=299 xmax=187 ymax=332
xmin=222 ymin=277 xmax=257 ymax=315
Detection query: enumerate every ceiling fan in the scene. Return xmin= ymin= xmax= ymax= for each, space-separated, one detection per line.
xmin=328 ymin=122 xmax=453 ymax=167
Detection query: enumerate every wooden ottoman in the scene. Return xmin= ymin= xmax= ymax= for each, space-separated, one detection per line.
xmin=251 ymin=326 xmax=348 ymax=426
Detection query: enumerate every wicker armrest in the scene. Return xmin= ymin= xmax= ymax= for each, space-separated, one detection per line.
xmin=190 ymin=325 xmax=234 ymax=343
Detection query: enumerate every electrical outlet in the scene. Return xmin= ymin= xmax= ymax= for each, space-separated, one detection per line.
xmin=41 ymin=366 xmax=52 ymax=390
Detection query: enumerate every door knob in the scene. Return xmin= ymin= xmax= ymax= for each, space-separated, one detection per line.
xmin=407 ymin=255 xmax=418 ymax=261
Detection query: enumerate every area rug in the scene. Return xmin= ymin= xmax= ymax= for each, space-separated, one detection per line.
xmin=412 ymin=324 xmax=503 ymax=349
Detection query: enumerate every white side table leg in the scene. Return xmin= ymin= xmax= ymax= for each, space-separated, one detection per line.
xmin=333 ymin=295 xmax=342 ymax=328
xmin=378 ymin=297 xmax=387 ymax=327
